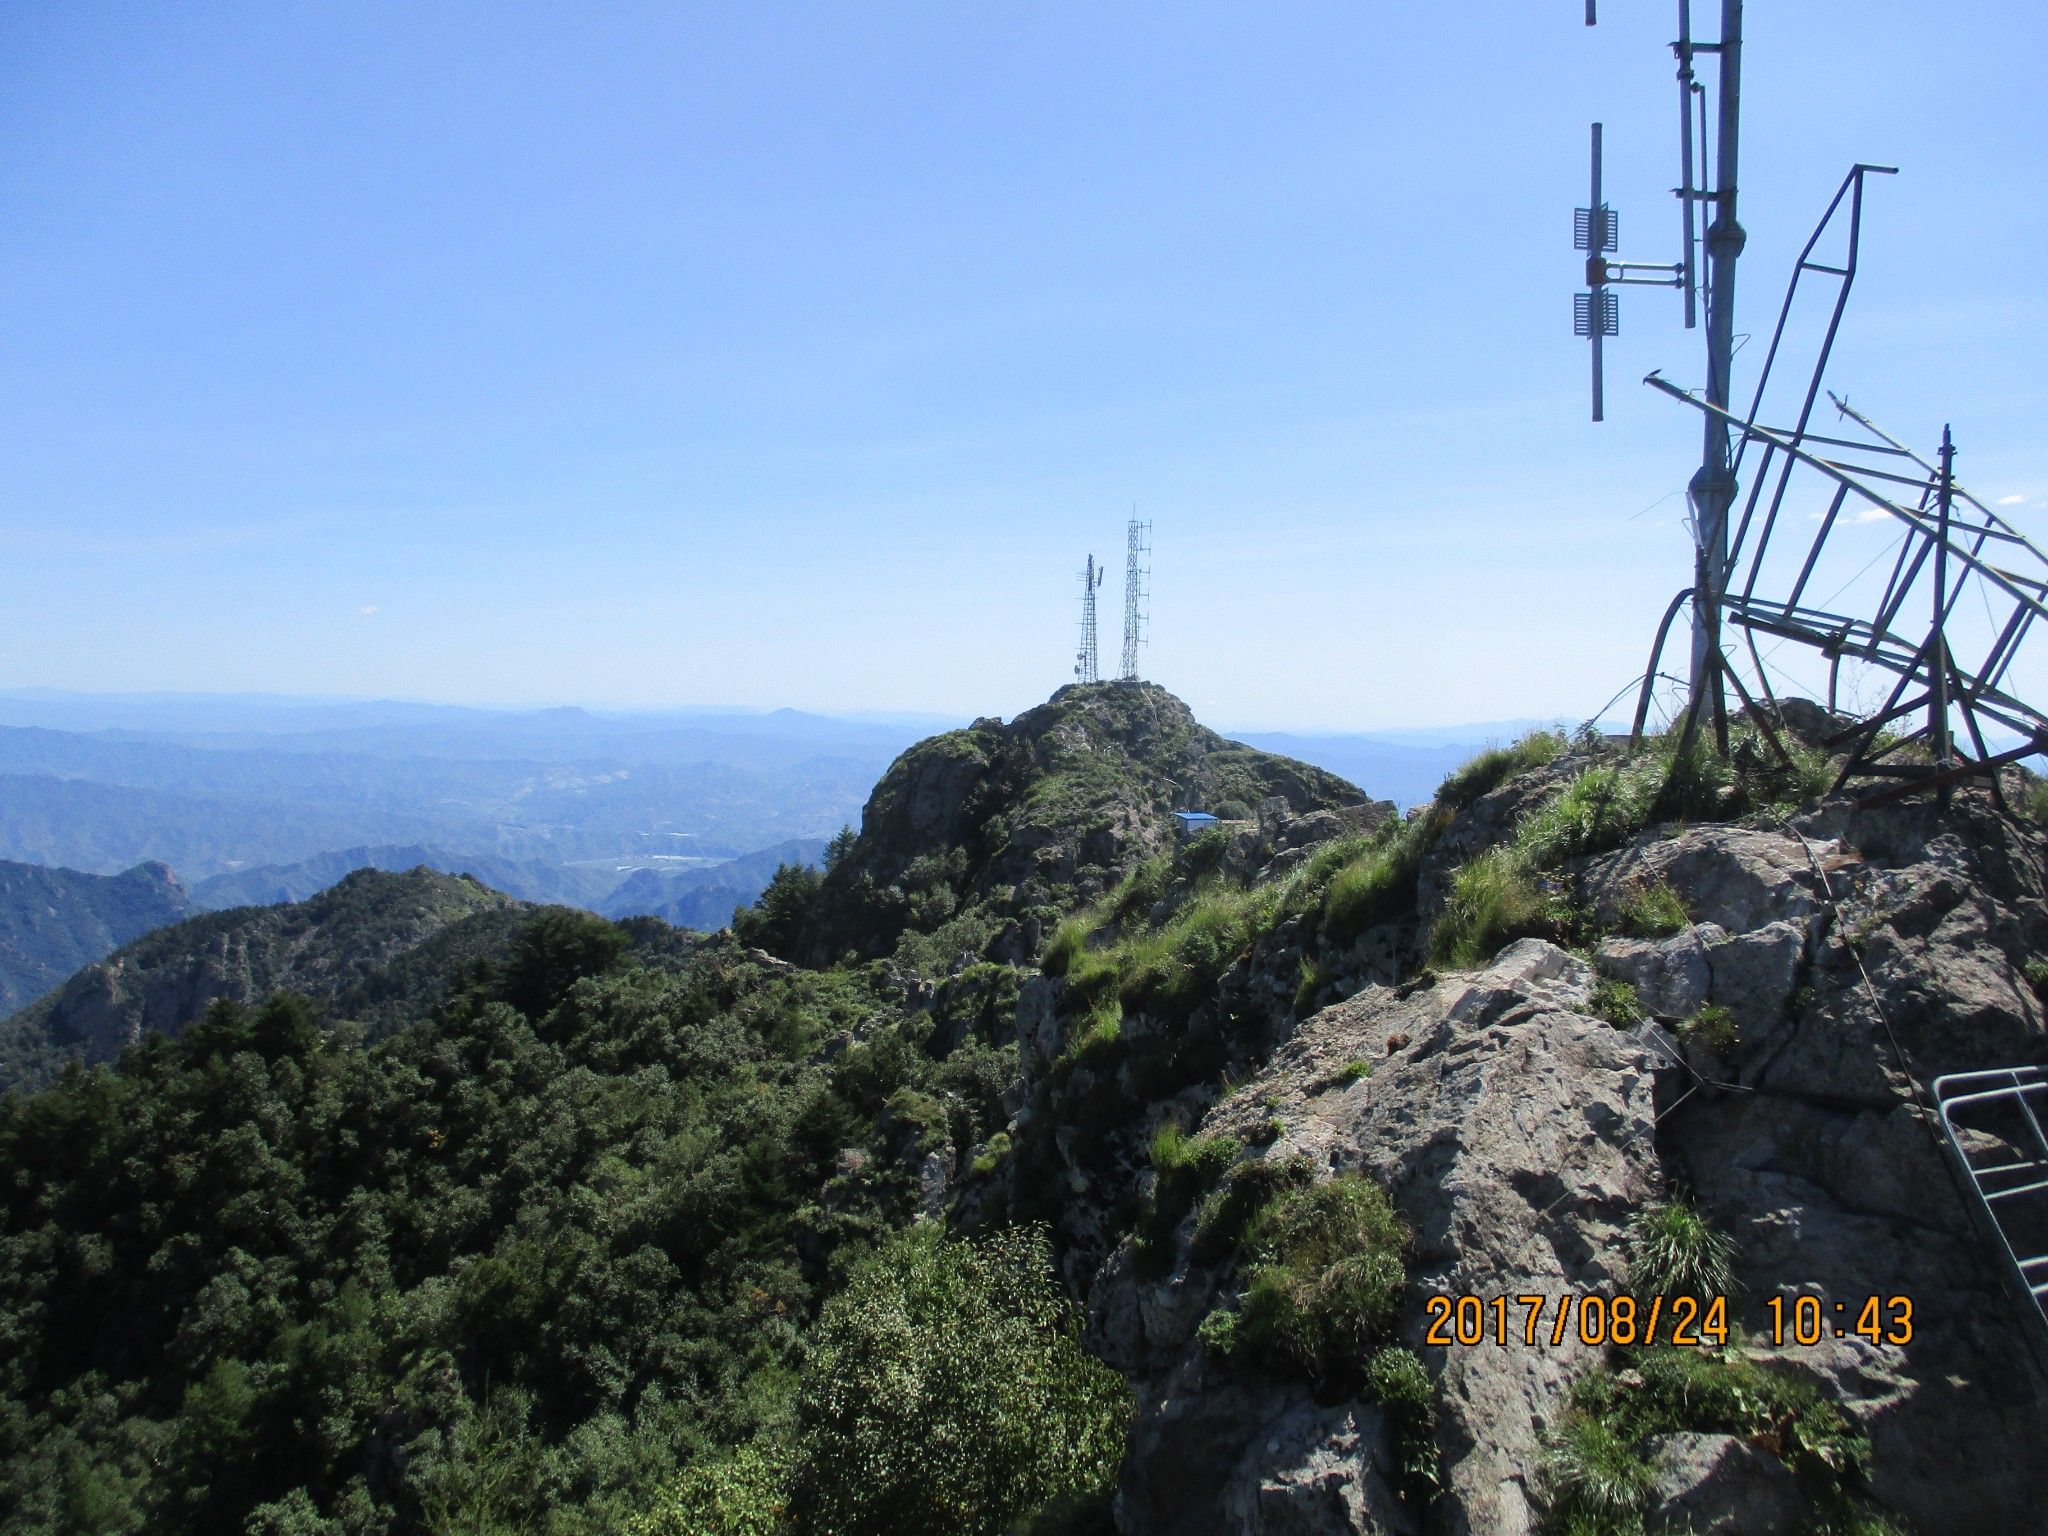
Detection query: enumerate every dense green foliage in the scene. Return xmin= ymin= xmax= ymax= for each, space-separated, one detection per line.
xmin=0 ymin=908 xmax=1019 ymax=1535
xmin=629 ymin=1226 xmax=1128 ymax=1536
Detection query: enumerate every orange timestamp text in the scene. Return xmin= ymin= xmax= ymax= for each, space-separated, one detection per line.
xmin=1423 ymin=1292 xmax=1729 ymax=1348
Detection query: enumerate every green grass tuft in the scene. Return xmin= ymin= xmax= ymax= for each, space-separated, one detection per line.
xmin=1613 ymin=880 xmax=1688 ymax=939
xmin=1233 ymin=1175 xmax=1408 ymax=1387
xmin=1435 ymin=730 xmax=1568 ymax=812
xmin=1626 ymin=1197 xmax=1737 ymax=1299
xmin=1320 ymin=814 xmax=1442 ymax=948
xmin=1364 ymin=1346 xmax=1441 ymax=1505
xmin=1590 ymin=976 xmax=1644 ymax=1028
xmin=1679 ymin=1001 xmax=1740 ymax=1056
xmin=1426 ymin=848 xmax=1556 ymax=969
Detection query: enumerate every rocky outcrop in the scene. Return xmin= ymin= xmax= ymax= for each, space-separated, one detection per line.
xmin=800 ymin=681 xmax=1367 ymax=966
xmin=996 ymin=733 xmax=2048 ymax=1533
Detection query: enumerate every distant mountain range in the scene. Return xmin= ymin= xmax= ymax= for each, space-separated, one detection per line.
xmin=188 ymin=836 xmax=830 ymax=929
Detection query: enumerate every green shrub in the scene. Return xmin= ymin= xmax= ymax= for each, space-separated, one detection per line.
xmin=1612 ymin=881 xmax=1688 ymax=939
xmin=1364 ymin=1347 xmax=1440 ymax=1505
xmin=627 ymin=1440 xmax=792 ymax=1536
xmin=970 ymin=1131 xmax=1012 ymax=1177
xmin=1590 ymin=976 xmax=1644 ymax=1028
xmin=1336 ymin=1059 xmax=1373 ymax=1084
xmin=1567 ymin=1346 xmax=1869 ymax=1501
xmin=2031 ymin=777 xmax=2048 ymax=827
xmin=732 ymin=861 xmax=826 ymax=961
xmin=1191 ymin=1155 xmax=1317 ymax=1263
xmin=789 ymin=1225 xmax=1131 ymax=1536
xmin=1427 ymin=848 xmax=1554 ymax=969
xmin=1626 ymin=1198 xmax=1737 ymax=1299
xmin=1195 ymin=1308 xmax=1240 ymax=1357
xmin=1233 ymin=1175 xmax=1408 ymax=1387
xmin=1679 ymin=1002 xmax=1740 ymax=1056
xmin=1435 ymin=731 xmax=1568 ymax=812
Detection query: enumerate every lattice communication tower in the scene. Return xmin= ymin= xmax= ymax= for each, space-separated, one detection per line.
xmin=1074 ymin=554 xmax=1105 ymax=684
xmin=1120 ymin=519 xmax=1151 ymax=680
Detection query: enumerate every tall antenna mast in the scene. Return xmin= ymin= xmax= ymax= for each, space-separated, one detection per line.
xmin=1120 ymin=517 xmax=1150 ymax=680
xmin=1074 ymin=554 xmax=1104 ymax=684
xmin=1579 ymin=0 xmax=1742 ymax=749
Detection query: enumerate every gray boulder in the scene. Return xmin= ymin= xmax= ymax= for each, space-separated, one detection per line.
xmin=1645 ymin=1432 xmax=1803 ymax=1535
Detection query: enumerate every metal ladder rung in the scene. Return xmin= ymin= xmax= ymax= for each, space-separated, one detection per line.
xmin=1984 ymin=1176 xmax=2048 ymax=1202
xmin=1965 ymin=1156 xmax=2048 ymax=1179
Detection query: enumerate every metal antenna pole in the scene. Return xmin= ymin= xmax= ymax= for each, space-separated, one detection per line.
xmin=1931 ymin=426 xmax=1956 ymax=775
xmin=1590 ymin=125 xmax=1607 ymax=421
xmin=1675 ymin=0 xmax=1699 ymax=330
xmin=1684 ymin=0 xmax=1744 ymax=752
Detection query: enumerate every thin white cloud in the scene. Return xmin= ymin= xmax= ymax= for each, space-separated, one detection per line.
xmin=358 ymin=605 xmax=380 ymax=618
xmin=1998 ymin=494 xmax=2026 ymax=505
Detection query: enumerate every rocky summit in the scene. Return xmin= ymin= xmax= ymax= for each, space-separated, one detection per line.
xmin=1 ymin=688 xmax=2044 ymax=1536
xmin=797 ymin=678 xmax=1376 ymax=967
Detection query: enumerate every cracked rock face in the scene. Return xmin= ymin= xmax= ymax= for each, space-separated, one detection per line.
xmin=1104 ymin=942 xmax=1664 ymax=1536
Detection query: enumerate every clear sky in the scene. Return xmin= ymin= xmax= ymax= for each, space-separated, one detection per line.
xmin=3 ymin=2 xmax=2043 ymax=730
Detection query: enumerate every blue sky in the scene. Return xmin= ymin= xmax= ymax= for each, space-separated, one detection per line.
xmin=3 ymin=2 xmax=2043 ymax=730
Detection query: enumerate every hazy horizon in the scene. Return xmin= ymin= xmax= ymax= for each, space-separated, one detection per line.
xmin=0 ymin=682 xmax=1585 ymax=743
xmin=5 ymin=3 xmax=2043 ymax=731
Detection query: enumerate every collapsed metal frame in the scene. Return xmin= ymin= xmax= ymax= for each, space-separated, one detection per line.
xmin=1583 ymin=8 xmax=2048 ymax=803
xmin=1934 ymin=1068 xmax=2048 ymax=1360
xmin=1629 ymin=158 xmax=2048 ymax=802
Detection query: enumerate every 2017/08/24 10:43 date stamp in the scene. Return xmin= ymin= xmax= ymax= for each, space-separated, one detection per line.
xmin=1422 ymin=1293 xmax=1914 ymax=1348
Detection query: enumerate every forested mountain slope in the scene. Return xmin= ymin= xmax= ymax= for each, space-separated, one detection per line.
xmin=0 ymin=858 xmax=193 ymax=1017
xmin=0 ymin=868 xmax=520 ymax=1094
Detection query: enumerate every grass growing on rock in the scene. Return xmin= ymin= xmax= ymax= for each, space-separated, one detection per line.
xmin=1232 ymin=1174 xmax=1409 ymax=1386
xmin=1625 ymin=1197 xmax=1737 ymax=1299
xmin=1435 ymin=730 xmax=1568 ymax=812
xmin=1542 ymin=1345 xmax=1876 ymax=1535
xmin=1427 ymin=848 xmax=1560 ymax=968
xmin=1612 ymin=880 xmax=1689 ymax=939
xmin=1134 ymin=1125 xmax=1241 ymax=1276
xmin=1678 ymin=1001 xmax=1741 ymax=1057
